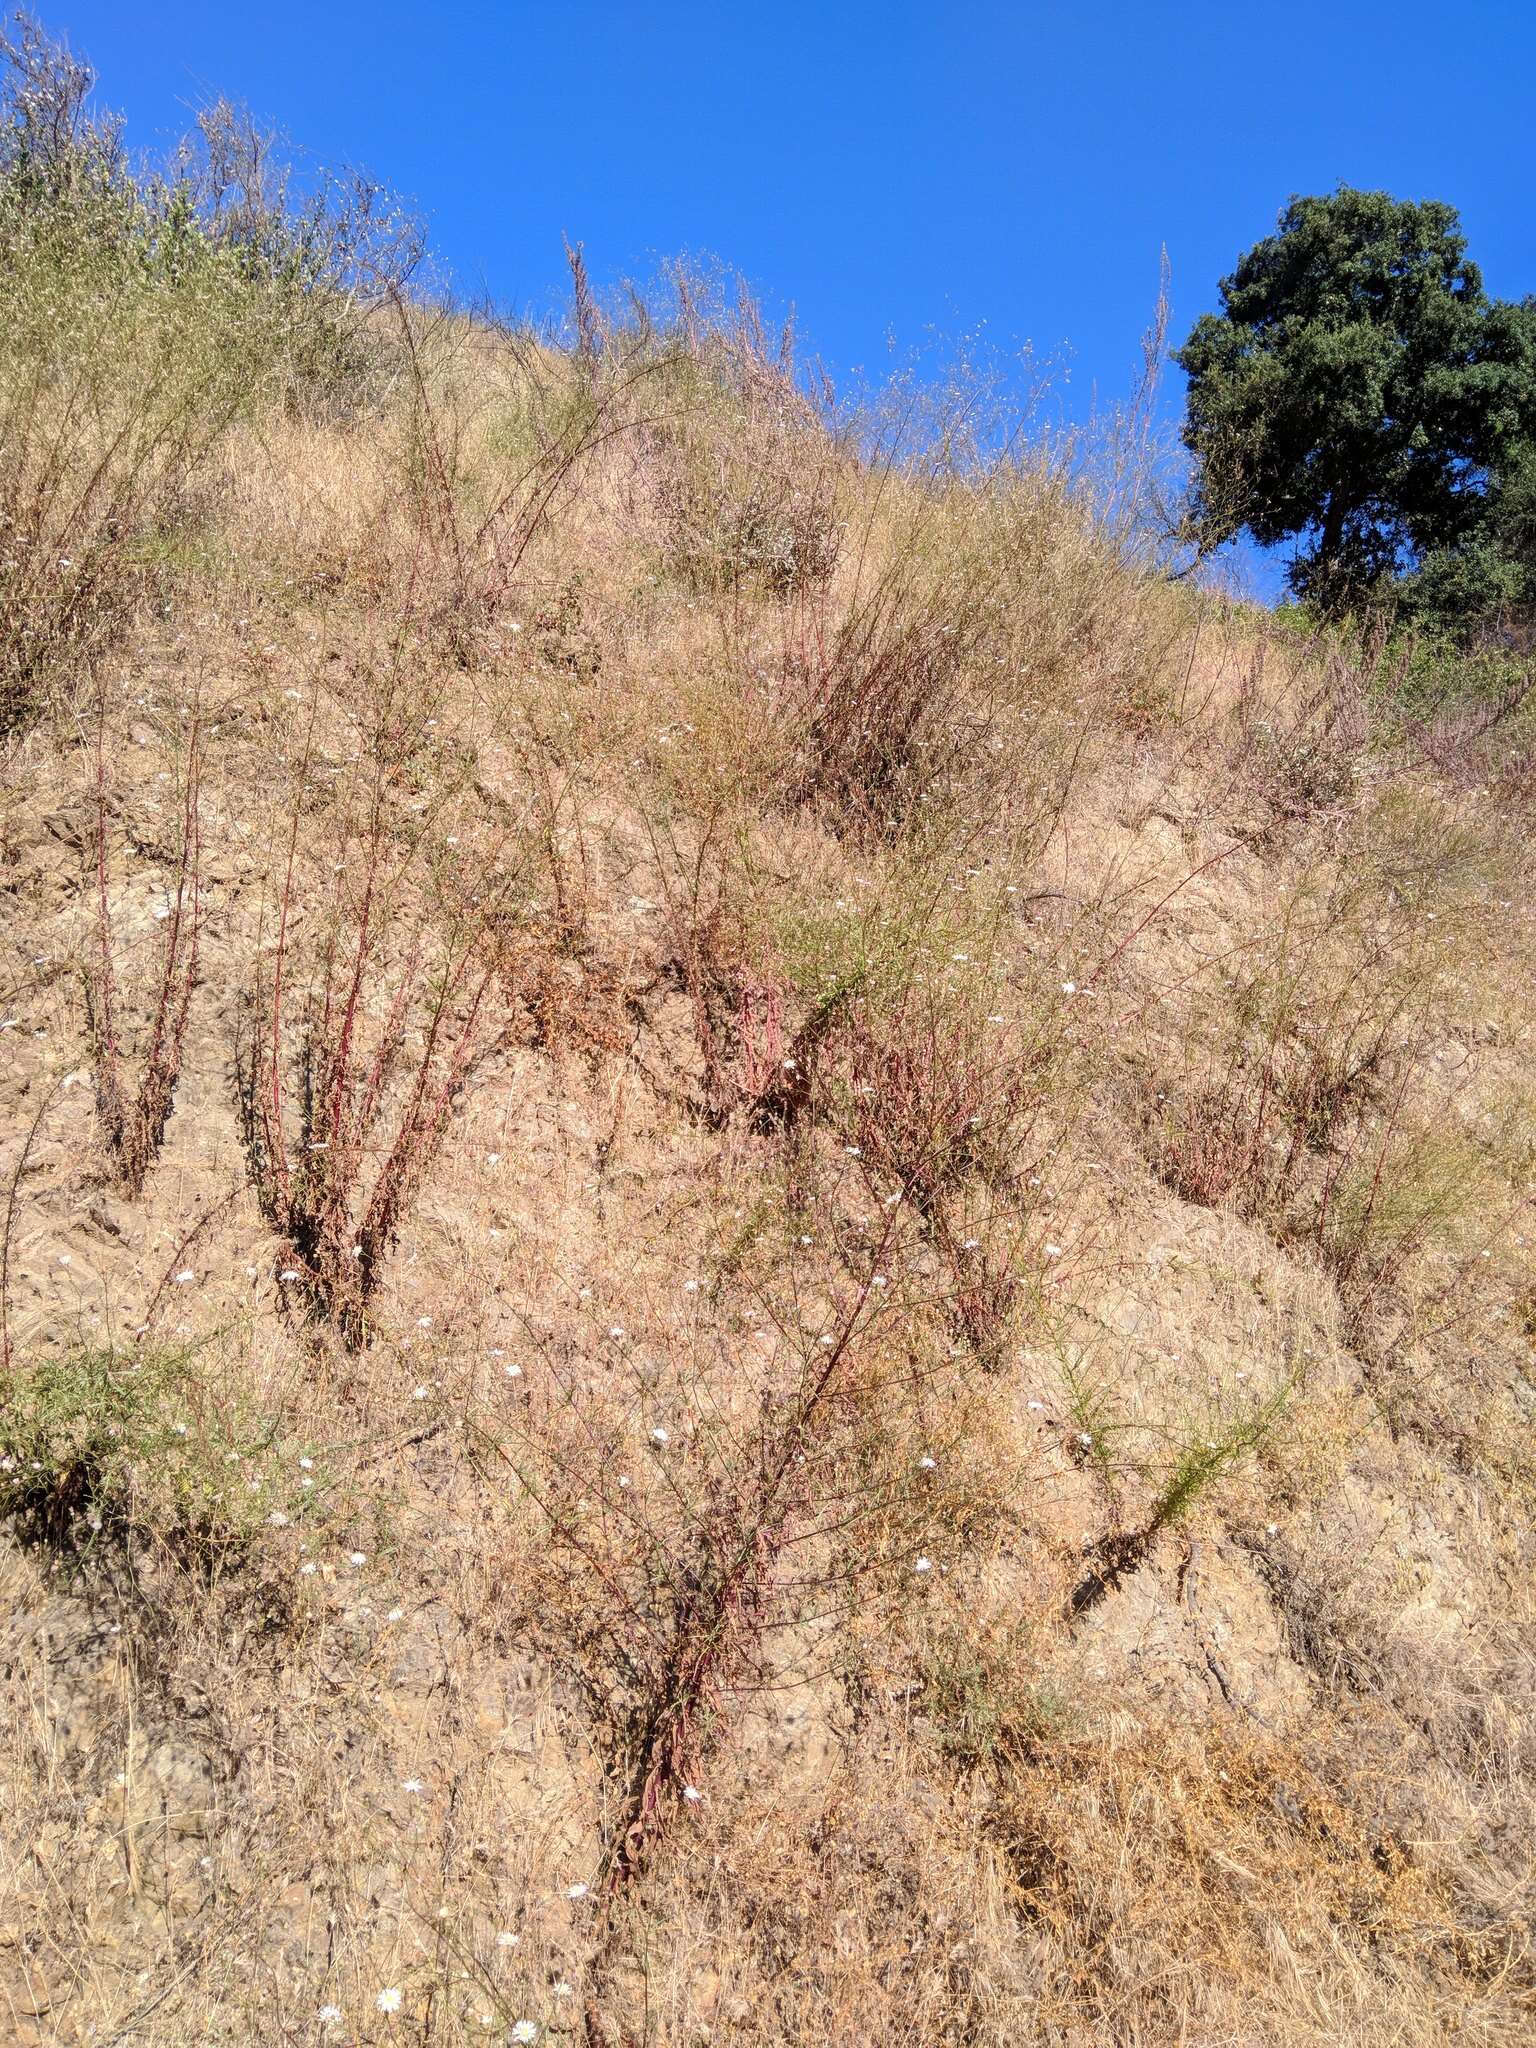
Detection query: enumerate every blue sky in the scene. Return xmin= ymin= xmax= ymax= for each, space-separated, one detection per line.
xmin=44 ymin=2 xmax=1536 ymax=593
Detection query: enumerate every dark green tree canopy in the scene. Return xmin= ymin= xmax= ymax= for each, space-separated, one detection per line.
xmin=1176 ymin=187 xmax=1536 ymax=624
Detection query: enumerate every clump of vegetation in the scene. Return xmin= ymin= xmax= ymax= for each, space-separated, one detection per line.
xmin=0 ymin=14 xmax=417 ymax=734
xmin=0 ymin=1342 xmax=286 ymax=1574
xmin=238 ymin=713 xmax=521 ymax=1347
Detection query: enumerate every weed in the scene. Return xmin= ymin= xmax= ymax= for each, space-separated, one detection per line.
xmin=238 ymin=713 xmax=520 ymax=1345
xmin=83 ymin=708 xmax=202 ymax=1195
xmin=0 ymin=1342 xmax=284 ymax=1578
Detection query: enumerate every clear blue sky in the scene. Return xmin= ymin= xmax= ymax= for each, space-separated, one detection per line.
xmin=43 ymin=2 xmax=1536 ymax=588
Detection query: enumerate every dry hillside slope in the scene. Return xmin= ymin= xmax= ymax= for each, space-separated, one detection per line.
xmin=2 ymin=280 xmax=1535 ymax=2048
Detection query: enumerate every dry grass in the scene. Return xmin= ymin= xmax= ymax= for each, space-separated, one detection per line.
xmin=2 ymin=67 xmax=1535 ymax=2044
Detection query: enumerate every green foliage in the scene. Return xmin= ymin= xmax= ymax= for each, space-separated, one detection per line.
xmin=1143 ymin=1382 xmax=1291 ymax=1536
xmin=0 ymin=1342 xmax=296 ymax=1574
xmin=1177 ymin=187 xmax=1536 ymax=627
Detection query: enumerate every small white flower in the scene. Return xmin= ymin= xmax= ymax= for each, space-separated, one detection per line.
xmin=299 ymin=1456 xmax=314 ymax=1470
xmin=844 ymin=1144 xmax=862 ymax=1157
xmin=682 ymin=1784 xmax=703 ymax=1802
xmin=683 ymin=1278 xmax=699 ymax=1292
xmin=1266 ymin=1521 xmax=1280 ymax=1537
xmin=1079 ymin=1432 xmax=1093 ymax=1448
xmin=565 ymin=1881 xmax=590 ymax=1900
xmin=387 ymin=1606 xmax=404 ymax=1621
xmin=174 ymin=1269 xmax=195 ymax=1284
xmin=914 ymin=1557 xmax=933 ymax=1575
xmin=401 ymin=1778 xmax=424 ymax=1794
xmin=279 ymin=1268 xmax=301 ymax=1282
xmin=504 ymin=1363 xmax=523 ymax=1378
xmin=412 ymin=1385 xmax=429 ymax=1401
xmin=1062 ymin=981 xmax=1077 ymax=995
xmin=376 ymin=1986 xmax=403 ymax=2014
xmin=511 ymin=2023 xmax=538 ymax=2046
xmin=919 ymin=1456 xmax=937 ymax=1471
xmin=1027 ymin=1399 xmax=1045 ymax=1413
xmin=609 ymin=1325 xmax=625 ymax=1339
xmin=300 ymin=1561 xmax=317 ymax=1575
xmin=496 ymin=1930 xmax=520 ymax=1949
xmin=650 ymin=1426 xmax=669 ymax=1445
xmin=268 ymin=1510 xmax=290 ymax=1527
xmin=1043 ymin=1243 xmax=1063 ymax=1259
xmin=553 ymin=1982 xmax=573 ymax=1997
xmin=349 ymin=1551 xmax=367 ymax=1567
xmin=416 ymin=1316 xmax=432 ymax=1329
xmin=318 ymin=2008 xmax=343 ymax=2026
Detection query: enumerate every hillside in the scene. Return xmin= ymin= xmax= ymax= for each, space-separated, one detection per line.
xmin=2 ymin=105 xmax=1535 ymax=2046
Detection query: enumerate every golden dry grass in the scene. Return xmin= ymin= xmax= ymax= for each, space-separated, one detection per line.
xmin=1 ymin=274 xmax=1534 ymax=2048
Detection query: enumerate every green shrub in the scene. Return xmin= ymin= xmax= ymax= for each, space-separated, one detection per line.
xmin=0 ymin=1342 xmax=299 ymax=1577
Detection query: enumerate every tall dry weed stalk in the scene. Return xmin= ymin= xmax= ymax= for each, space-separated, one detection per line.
xmin=83 ymin=709 xmax=202 ymax=1196
xmin=239 ymin=708 xmax=524 ymax=1346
